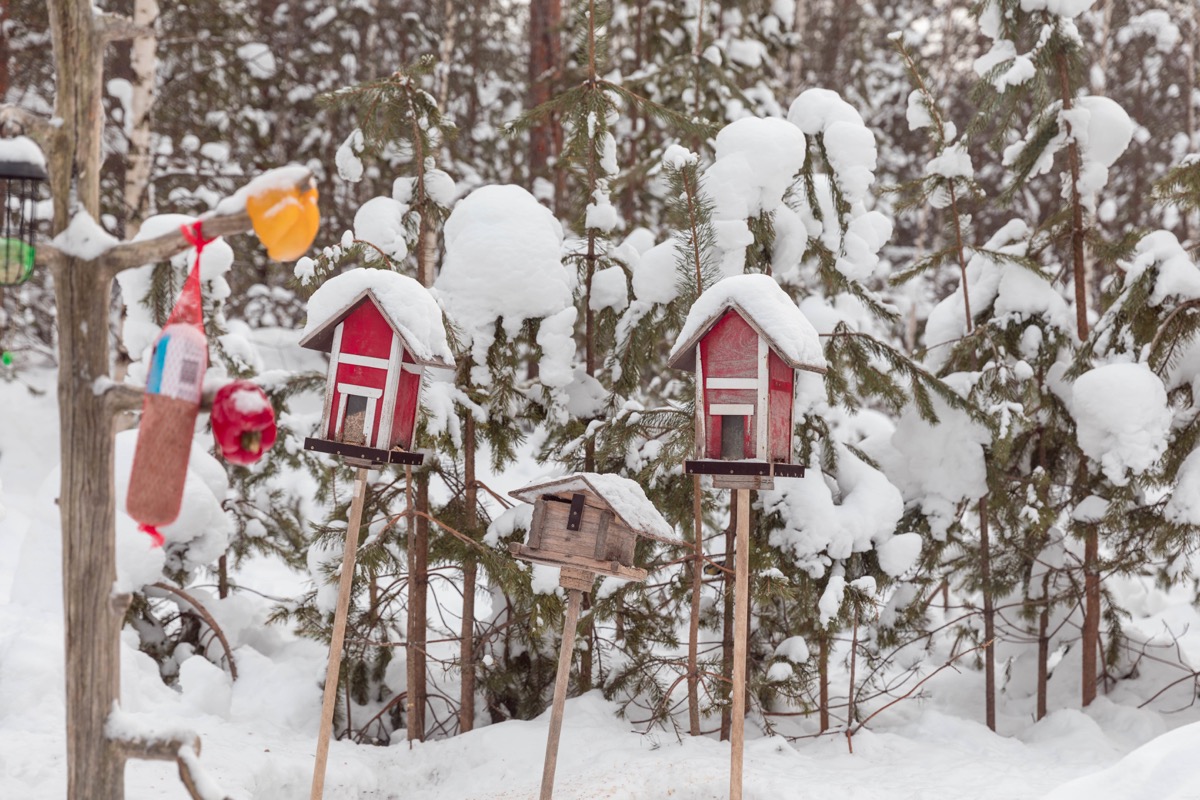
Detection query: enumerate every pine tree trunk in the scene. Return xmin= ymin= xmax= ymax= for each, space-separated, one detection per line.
xmin=1057 ymin=49 xmax=1100 ymax=709
xmin=1037 ymin=574 xmax=1049 ymax=721
xmin=527 ymin=0 xmax=562 ymax=185
xmin=459 ymin=416 xmax=478 ymax=733
xmin=407 ymin=475 xmax=429 ymax=742
xmin=719 ymin=493 xmax=736 ymax=741
xmin=818 ymin=632 xmax=829 ymax=733
xmin=979 ymin=498 xmax=996 ymax=731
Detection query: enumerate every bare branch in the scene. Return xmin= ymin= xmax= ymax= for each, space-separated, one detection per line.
xmin=114 ymin=732 xmax=201 ymax=762
xmin=149 ymin=582 xmax=239 ymax=680
xmin=103 ymin=170 xmax=313 ymax=275
xmin=95 ymin=12 xmax=154 ymax=43
xmin=100 ymin=382 xmax=145 ymax=416
xmin=0 ymin=105 xmax=59 ymax=149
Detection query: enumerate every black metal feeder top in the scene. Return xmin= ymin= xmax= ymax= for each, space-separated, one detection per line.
xmin=0 ymin=136 xmax=48 ymax=286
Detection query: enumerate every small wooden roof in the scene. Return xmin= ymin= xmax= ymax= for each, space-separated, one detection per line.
xmin=667 ymin=274 xmax=827 ymax=374
xmin=510 ymin=473 xmax=683 ymax=545
xmin=299 ymin=287 xmax=454 ymax=369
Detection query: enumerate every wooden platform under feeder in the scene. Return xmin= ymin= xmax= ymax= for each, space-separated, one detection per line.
xmin=685 ymin=458 xmax=806 ymax=491
xmin=303 ymin=436 xmax=425 ymax=468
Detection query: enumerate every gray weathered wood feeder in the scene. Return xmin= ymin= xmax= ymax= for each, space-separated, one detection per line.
xmin=299 ymin=268 xmax=454 ymax=469
xmin=508 ymin=472 xmax=682 ymax=586
xmin=0 ymin=135 xmax=48 ymax=285
xmin=667 ymin=273 xmax=826 ymax=491
xmin=508 ymin=472 xmax=682 ymax=800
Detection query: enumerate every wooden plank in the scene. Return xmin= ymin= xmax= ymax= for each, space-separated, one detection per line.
xmin=528 ymin=499 xmax=547 ymax=550
xmin=311 ymin=468 xmax=369 ymax=800
xmin=756 ymin=336 xmax=769 ymax=461
xmin=540 ymin=588 xmax=584 ymax=800
xmin=567 ymin=493 xmax=586 ymax=531
xmin=510 ymin=544 xmax=648 ymax=582
xmin=685 ymin=459 xmax=805 ymax=478
xmin=375 ymin=332 xmax=402 ymax=449
xmin=730 ymin=487 xmax=751 ymax=800
xmin=714 ymin=473 xmax=774 ymax=491
xmin=593 ymin=510 xmax=612 ymax=560
xmin=304 ymin=437 xmax=424 ymax=466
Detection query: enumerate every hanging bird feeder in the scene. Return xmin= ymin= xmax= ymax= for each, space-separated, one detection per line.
xmin=0 ymin=136 xmax=48 ymax=285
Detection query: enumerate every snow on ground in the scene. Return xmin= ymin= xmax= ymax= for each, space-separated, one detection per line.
xmin=5 ymin=358 xmax=1200 ymax=799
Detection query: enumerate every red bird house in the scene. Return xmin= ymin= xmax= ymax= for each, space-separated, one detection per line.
xmin=668 ymin=274 xmax=826 ymax=489
xmin=299 ymin=268 xmax=454 ymax=467
xmin=508 ymin=473 xmax=683 ymax=584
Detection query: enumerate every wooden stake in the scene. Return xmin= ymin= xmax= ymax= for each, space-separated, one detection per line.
xmin=540 ymin=567 xmax=590 ymax=800
xmin=730 ymin=487 xmax=750 ymax=800
xmin=310 ymin=467 xmax=369 ymax=800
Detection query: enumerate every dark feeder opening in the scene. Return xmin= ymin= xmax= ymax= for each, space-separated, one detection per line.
xmin=0 ymin=146 xmax=47 ymax=286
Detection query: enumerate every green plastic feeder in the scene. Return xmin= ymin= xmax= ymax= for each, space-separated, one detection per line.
xmin=0 ymin=136 xmax=48 ymax=285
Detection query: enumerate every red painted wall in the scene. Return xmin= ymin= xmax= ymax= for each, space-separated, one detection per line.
xmin=322 ymin=299 xmax=408 ymax=447
xmin=767 ymin=349 xmax=794 ymax=462
xmin=697 ymin=309 xmax=794 ymax=463
xmin=699 ymin=311 xmax=758 ymax=460
xmin=391 ymin=350 xmax=422 ymax=451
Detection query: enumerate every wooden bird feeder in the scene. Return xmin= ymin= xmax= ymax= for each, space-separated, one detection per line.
xmin=299 ymin=271 xmax=454 ymax=468
xmin=300 ymin=268 xmax=453 ymax=800
xmin=669 ymin=274 xmax=826 ymax=800
xmin=508 ymin=473 xmax=682 ymax=584
xmin=508 ymin=473 xmax=681 ymax=800
xmin=668 ymin=273 xmax=826 ymax=491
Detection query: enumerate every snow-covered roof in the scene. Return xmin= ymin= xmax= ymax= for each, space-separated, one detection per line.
xmin=300 ymin=268 xmax=454 ymax=368
xmin=668 ymin=274 xmax=827 ymax=373
xmin=510 ymin=473 xmax=682 ymax=545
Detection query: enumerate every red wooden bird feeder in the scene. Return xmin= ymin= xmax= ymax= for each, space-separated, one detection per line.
xmin=668 ymin=273 xmax=826 ymax=490
xmin=299 ymin=268 xmax=454 ymax=468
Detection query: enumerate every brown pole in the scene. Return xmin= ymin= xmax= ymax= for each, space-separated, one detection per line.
xmin=730 ymin=487 xmax=750 ymax=800
xmin=310 ymin=466 xmax=369 ymax=800
xmin=540 ymin=568 xmax=589 ymax=800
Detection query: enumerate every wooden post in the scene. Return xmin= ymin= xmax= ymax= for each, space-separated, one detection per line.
xmin=310 ymin=467 xmax=369 ymax=800
xmin=540 ymin=567 xmax=591 ymax=800
xmin=729 ymin=487 xmax=750 ymax=800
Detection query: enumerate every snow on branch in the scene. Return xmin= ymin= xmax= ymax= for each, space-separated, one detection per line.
xmin=104 ymin=168 xmax=314 ymax=275
xmin=108 ymin=709 xmax=234 ymax=800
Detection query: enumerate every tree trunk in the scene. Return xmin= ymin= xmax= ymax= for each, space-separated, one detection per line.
xmin=46 ymin=1 xmax=127 ymax=796
xmin=979 ymin=498 xmax=996 ymax=731
xmin=407 ymin=475 xmax=429 ymax=742
xmin=459 ymin=415 xmax=478 ymax=734
xmin=527 ymin=0 xmax=562 ymax=186
xmin=1057 ymin=50 xmax=1099 ymax=709
xmin=123 ymin=0 xmax=158 ymax=236
xmin=818 ymin=632 xmax=829 ymax=732
xmin=719 ymin=492 xmax=736 ymax=741
xmin=1037 ymin=575 xmax=1049 ymax=721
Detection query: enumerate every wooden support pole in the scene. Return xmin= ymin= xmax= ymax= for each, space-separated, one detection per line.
xmin=310 ymin=467 xmax=369 ymax=800
xmin=729 ymin=487 xmax=750 ymax=800
xmin=540 ymin=567 xmax=590 ymax=800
